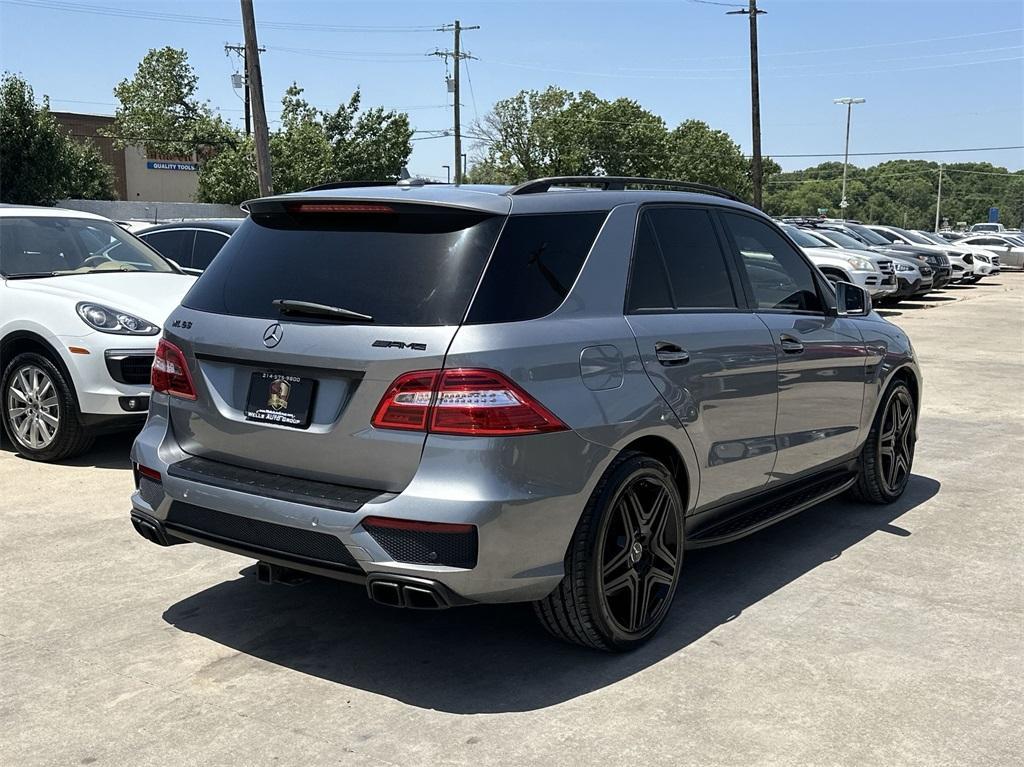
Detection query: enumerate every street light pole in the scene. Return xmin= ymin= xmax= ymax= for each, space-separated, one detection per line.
xmin=934 ymin=163 xmax=944 ymax=232
xmin=833 ymin=97 xmax=865 ymax=221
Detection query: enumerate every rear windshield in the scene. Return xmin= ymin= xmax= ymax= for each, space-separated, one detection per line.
xmin=844 ymin=224 xmax=891 ymax=246
xmin=182 ymin=206 xmax=503 ymax=326
xmin=820 ymin=229 xmax=871 ymax=251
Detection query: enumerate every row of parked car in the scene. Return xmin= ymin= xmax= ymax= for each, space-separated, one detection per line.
xmin=776 ymin=218 xmax=1023 ymax=305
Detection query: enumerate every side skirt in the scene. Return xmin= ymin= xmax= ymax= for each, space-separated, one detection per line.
xmin=685 ymin=467 xmax=857 ymax=549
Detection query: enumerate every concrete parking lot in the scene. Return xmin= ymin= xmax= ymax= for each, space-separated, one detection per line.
xmin=2 ymin=276 xmax=1021 ymax=767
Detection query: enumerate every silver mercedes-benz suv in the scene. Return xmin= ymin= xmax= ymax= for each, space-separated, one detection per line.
xmin=130 ymin=176 xmax=921 ymax=651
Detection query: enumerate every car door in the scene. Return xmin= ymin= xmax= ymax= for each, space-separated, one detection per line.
xmin=625 ymin=205 xmax=780 ymax=509
xmin=139 ymin=228 xmax=195 ymax=269
xmin=190 ymin=229 xmax=231 ymax=271
xmin=719 ymin=210 xmax=868 ymax=484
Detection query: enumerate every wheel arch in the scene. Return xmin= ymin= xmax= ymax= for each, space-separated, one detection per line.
xmin=889 ymin=364 xmax=921 ymax=413
xmin=819 ymin=266 xmax=852 ymax=283
xmin=616 ymin=434 xmax=694 ymax=513
xmin=0 ymin=331 xmax=77 ymax=399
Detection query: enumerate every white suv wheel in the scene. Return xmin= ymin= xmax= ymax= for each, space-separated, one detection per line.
xmin=6 ymin=363 xmax=60 ymax=450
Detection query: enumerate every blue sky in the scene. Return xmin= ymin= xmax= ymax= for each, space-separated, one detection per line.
xmin=1 ymin=0 xmax=1022 ymax=179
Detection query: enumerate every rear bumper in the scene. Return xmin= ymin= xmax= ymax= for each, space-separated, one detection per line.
xmin=130 ymin=405 xmax=614 ymax=605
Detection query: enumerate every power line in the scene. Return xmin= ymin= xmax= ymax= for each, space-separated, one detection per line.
xmin=1 ymin=0 xmax=442 ymax=32
xmin=621 ymin=44 xmax=1024 ymax=74
xmin=479 ymin=53 xmax=1024 ymax=81
xmin=686 ymin=0 xmax=745 ymax=8
xmin=763 ymin=145 xmax=1024 ymax=159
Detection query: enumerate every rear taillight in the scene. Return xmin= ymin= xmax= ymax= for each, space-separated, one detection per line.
xmin=371 ymin=368 xmax=567 ymax=437
xmin=151 ymin=339 xmax=197 ymax=400
xmin=371 ymin=371 xmax=438 ymax=431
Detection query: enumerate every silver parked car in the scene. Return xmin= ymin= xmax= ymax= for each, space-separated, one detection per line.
xmin=955 ymin=233 xmax=1024 ymax=269
xmin=130 ymin=177 xmax=921 ymax=651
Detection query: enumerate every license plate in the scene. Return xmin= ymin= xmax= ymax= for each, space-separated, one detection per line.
xmin=245 ymin=371 xmax=317 ymax=429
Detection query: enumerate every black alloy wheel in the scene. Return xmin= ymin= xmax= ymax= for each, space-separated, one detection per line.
xmin=877 ymin=386 xmax=916 ymax=496
xmin=534 ymin=453 xmax=685 ymax=651
xmin=851 ymin=380 xmax=916 ymax=504
xmin=598 ymin=473 xmax=681 ymax=636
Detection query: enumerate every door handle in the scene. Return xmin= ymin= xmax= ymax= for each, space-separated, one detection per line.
xmin=655 ymin=342 xmax=690 ymax=365
xmin=780 ymin=335 xmax=804 ymax=354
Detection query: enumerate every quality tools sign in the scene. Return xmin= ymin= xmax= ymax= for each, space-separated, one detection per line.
xmin=146 ymin=160 xmax=199 ymax=171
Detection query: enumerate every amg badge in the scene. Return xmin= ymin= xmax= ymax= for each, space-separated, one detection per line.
xmin=373 ymin=340 xmax=427 ymax=351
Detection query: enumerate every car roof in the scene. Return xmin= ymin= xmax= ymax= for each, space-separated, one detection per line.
xmin=137 ymin=219 xmax=243 ymax=234
xmin=0 ymin=204 xmax=109 ymax=221
xmin=245 ymin=183 xmax=762 ymax=217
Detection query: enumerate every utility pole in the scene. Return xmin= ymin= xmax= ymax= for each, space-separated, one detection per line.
xmin=432 ymin=20 xmax=478 ymax=185
xmin=728 ymin=1 xmax=766 ymax=208
xmin=240 ymin=0 xmax=272 ymax=195
xmin=224 ymin=43 xmax=265 ymax=136
xmin=934 ymin=163 xmax=944 ymax=232
xmin=833 ymin=96 xmax=865 ymax=221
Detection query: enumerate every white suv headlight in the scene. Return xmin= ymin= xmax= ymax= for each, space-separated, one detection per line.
xmin=76 ymin=303 xmax=159 ymax=335
xmin=842 ymin=256 xmax=875 ymax=272
xmin=894 ymin=262 xmax=915 ymax=272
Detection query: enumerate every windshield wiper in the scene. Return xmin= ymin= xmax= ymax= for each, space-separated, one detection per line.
xmin=3 ymin=271 xmax=61 ymax=280
xmin=272 ymin=299 xmax=373 ymax=323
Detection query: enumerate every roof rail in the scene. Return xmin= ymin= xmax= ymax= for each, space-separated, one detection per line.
xmin=506 ymin=176 xmax=743 ymax=202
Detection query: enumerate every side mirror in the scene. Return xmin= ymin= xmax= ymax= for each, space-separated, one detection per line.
xmin=835 ymin=281 xmax=871 ymax=317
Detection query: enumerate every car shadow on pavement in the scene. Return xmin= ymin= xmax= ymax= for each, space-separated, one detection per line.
xmin=911 ymin=294 xmax=957 ymax=302
xmin=0 ymin=430 xmax=135 ymax=469
xmin=162 ymin=474 xmax=940 ymax=714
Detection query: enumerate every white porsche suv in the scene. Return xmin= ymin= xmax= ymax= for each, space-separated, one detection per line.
xmin=0 ymin=205 xmax=195 ymax=461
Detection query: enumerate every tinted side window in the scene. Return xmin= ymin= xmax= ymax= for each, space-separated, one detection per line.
xmin=140 ymin=229 xmax=191 ymax=265
xmin=191 ymin=230 xmax=230 ymax=270
xmin=626 ymin=217 xmax=673 ymax=312
xmin=723 ymin=212 xmax=824 ymax=313
xmin=466 ymin=212 xmax=607 ymax=324
xmin=646 ymin=208 xmax=738 ymax=309
xmin=870 ymin=228 xmax=898 ymax=243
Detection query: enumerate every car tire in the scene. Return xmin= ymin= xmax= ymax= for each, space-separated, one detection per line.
xmin=1 ymin=352 xmax=94 ymax=462
xmin=533 ymin=452 xmax=685 ymax=651
xmin=851 ymin=379 xmax=916 ymax=504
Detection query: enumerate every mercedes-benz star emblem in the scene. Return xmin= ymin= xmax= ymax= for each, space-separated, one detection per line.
xmin=262 ymin=323 xmax=283 ymax=348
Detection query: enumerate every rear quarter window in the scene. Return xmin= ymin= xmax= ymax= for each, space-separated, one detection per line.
xmin=466 ymin=211 xmax=607 ymax=324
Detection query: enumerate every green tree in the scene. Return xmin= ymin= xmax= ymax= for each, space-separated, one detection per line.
xmin=196 ymin=84 xmax=413 ymax=204
xmin=764 ymin=159 xmax=1023 ymax=228
xmin=323 ymin=89 xmax=414 ymax=180
xmin=195 ymin=135 xmax=257 ymax=205
xmin=469 ymin=87 xmax=670 ymax=182
xmin=109 ymin=47 xmax=236 ymax=159
xmin=0 ymin=73 xmax=115 ymax=205
xmin=666 ymin=119 xmax=758 ymax=197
